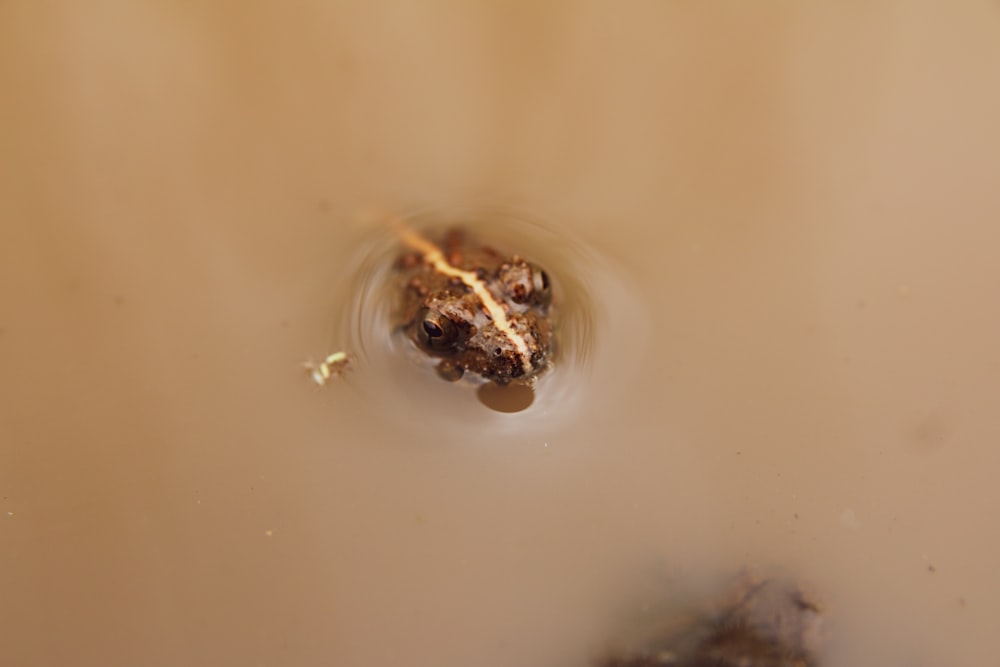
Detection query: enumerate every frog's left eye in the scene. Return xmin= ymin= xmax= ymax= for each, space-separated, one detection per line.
xmin=416 ymin=308 xmax=459 ymax=349
xmin=530 ymin=264 xmax=552 ymax=304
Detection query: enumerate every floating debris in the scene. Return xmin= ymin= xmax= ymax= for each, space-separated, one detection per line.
xmin=304 ymin=351 xmax=351 ymax=386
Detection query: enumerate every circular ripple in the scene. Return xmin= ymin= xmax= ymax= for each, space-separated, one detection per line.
xmin=330 ymin=206 xmax=648 ymax=432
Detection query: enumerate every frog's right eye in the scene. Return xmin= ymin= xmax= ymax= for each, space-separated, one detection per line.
xmin=417 ymin=308 xmax=459 ymax=349
xmin=529 ymin=264 xmax=552 ymax=304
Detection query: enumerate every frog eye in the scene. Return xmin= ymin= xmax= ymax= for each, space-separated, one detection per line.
xmin=416 ymin=308 xmax=459 ymax=349
xmin=531 ymin=265 xmax=552 ymax=303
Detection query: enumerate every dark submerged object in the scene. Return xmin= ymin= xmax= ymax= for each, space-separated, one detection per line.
xmin=599 ymin=577 xmax=824 ymax=667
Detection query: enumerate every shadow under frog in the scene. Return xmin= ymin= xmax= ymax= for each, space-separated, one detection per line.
xmin=394 ymin=226 xmax=554 ymax=385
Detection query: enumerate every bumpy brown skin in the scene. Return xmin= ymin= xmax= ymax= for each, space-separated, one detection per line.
xmin=599 ymin=578 xmax=823 ymax=667
xmin=395 ymin=228 xmax=553 ymax=385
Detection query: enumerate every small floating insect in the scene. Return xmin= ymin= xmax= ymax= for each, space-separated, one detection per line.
xmin=304 ymin=351 xmax=351 ymax=387
xmin=393 ymin=223 xmax=554 ymax=385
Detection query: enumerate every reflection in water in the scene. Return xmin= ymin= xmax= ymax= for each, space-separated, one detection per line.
xmin=477 ymin=382 xmax=535 ymax=413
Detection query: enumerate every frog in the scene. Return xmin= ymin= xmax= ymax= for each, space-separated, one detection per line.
xmin=393 ymin=225 xmax=554 ymax=385
xmin=599 ymin=575 xmax=825 ymax=667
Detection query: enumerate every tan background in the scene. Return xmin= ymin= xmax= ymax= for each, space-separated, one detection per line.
xmin=2 ymin=2 xmax=1000 ymax=666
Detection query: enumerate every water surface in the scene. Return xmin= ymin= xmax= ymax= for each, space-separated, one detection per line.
xmin=2 ymin=4 xmax=999 ymax=666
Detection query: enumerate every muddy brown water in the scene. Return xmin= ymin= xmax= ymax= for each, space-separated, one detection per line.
xmin=2 ymin=4 xmax=999 ymax=666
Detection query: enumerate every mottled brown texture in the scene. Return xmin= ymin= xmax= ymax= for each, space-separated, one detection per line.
xmin=396 ymin=228 xmax=553 ymax=384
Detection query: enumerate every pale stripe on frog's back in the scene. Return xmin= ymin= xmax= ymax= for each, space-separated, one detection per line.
xmin=391 ymin=219 xmax=534 ymax=374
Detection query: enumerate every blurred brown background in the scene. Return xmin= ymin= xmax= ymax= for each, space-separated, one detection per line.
xmin=2 ymin=2 xmax=999 ymax=666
